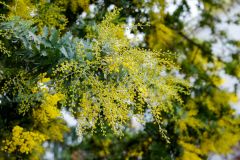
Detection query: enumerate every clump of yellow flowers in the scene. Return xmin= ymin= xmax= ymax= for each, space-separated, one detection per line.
xmin=52 ymin=9 xmax=189 ymax=138
xmin=0 ymin=6 xmax=189 ymax=158
xmin=0 ymin=72 xmax=68 ymax=158
xmin=33 ymin=92 xmax=64 ymax=124
xmin=2 ymin=126 xmax=46 ymax=154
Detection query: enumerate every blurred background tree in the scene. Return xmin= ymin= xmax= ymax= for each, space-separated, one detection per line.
xmin=0 ymin=0 xmax=240 ymax=160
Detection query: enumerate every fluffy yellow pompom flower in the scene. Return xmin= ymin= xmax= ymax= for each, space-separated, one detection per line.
xmin=33 ymin=92 xmax=65 ymax=124
xmin=2 ymin=126 xmax=46 ymax=154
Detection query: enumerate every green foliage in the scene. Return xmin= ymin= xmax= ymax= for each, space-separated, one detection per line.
xmin=1 ymin=0 xmax=240 ymax=159
xmin=49 ymin=1 xmax=240 ymax=160
xmin=1 ymin=0 xmax=69 ymax=30
xmin=0 ymin=6 xmax=189 ymax=159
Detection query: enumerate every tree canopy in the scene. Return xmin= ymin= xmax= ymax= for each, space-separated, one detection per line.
xmin=0 ymin=0 xmax=240 ymax=160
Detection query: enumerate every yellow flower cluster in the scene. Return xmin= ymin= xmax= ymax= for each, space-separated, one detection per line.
xmin=0 ymin=40 xmax=10 ymax=56
xmin=178 ymin=140 xmax=202 ymax=160
xmin=2 ymin=126 xmax=46 ymax=154
xmin=204 ymin=90 xmax=237 ymax=114
xmin=177 ymin=93 xmax=240 ymax=160
xmin=40 ymin=77 xmax=51 ymax=83
xmin=8 ymin=0 xmax=36 ymax=19
xmin=7 ymin=0 xmax=68 ymax=30
xmin=33 ymin=92 xmax=64 ymax=124
xmin=54 ymin=0 xmax=90 ymax=13
xmin=76 ymin=76 xmax=135 ymax=136
xmin=36 ymin=1 xmax=68 ymax=31
xmin=51 ymin=10 xmax=189 ymax=139
xmin=0 ymin=16 xmax=11 ymax=55
xmin=125 ymin=137 xmax=152 ymax=160
xmin=40 ymin=120 xmax=69 ymax=141
xmin=148 ymin=23 xmax=176 ymax=49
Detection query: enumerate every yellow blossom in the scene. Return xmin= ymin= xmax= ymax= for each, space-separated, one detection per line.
xmin=2 ymin=126 xmax=46 ymax=154
xmin=33 ymin=92 xmax=64 ymax=124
